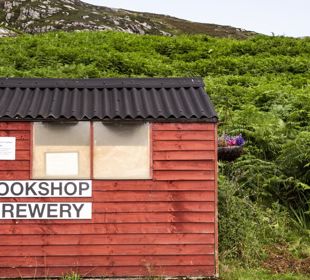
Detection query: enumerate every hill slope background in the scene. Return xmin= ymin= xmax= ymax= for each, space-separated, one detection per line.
xmin=0 ymin=31 xmax=309 ymax=278
xmin=0 ymin=0 xmax=255 ymax=38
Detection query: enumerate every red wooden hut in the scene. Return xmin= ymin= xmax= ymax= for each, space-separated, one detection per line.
xmin=0 ymin=77 xmax=218 ymax=279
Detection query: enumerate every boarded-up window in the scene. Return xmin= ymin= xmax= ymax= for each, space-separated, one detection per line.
xmin=93 ymin=122 xmax=150 ymax=179
xmin=32 ymin=122 xmax=90 ymax=179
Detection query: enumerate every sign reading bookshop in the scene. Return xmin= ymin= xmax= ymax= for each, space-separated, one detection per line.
xmin=0 ymin=180 xmax=92 ymax=219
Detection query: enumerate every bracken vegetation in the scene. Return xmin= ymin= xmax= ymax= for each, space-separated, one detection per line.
xmin=0 ymin=31 xmax=309 ymax=278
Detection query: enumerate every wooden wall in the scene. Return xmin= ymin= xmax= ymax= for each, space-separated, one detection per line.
xmin=0 ymin=122 xmax=218 ymax=278
xmin=0 ymin=122 xmax=31 ymax=180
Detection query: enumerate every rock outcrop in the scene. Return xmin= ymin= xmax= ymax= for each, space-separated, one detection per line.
xmin=0 ymin=0 xmax=256 ymax=38
xmin=0 ymin=26 xmax=16 ymax=37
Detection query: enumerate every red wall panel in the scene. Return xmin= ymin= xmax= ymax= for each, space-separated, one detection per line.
xmin=0 ymin=122 xmax=31 ymax=180
xmin=0 ymin=122 xmax=217 ymax=279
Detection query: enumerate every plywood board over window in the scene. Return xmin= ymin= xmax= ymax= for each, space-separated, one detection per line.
xmin=32 ymin=122 xmax=90 ymax=179
xmin=93 ymin=122 xmax=150 ymax=179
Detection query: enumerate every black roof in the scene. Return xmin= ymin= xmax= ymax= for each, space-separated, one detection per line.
xmin=0 ymin=78 xmax=217 ymax=122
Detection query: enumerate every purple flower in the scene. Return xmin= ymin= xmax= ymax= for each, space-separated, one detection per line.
xmin=227 ymin=138 xmax=236 ymax=146
xmin=218 ymin=134 xmax=245 ymax=147
xmin=236 ymin=134 xmax=245 ymax=146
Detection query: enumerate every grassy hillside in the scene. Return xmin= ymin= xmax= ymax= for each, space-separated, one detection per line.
xmin=0 ymin=31 xmax=309 ymax=278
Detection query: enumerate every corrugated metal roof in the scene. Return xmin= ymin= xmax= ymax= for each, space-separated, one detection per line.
xmin=0 ymin=78 xmax=217 ymax=122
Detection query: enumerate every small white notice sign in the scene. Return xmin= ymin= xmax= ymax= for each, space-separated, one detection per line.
xmin=0 ymin=137 xmax=16 ymax=160
xmin=45 ymin=152 xmax=79 ymax=176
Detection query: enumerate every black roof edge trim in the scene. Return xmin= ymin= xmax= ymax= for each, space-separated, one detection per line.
xmin=0 ymin=117 xmax=218 ymax=123
xmin=0 ymin=77 xmax=205 ymax=89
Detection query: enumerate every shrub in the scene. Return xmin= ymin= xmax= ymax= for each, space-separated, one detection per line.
xmin=218 ymin=175 xmax=291 ymax=265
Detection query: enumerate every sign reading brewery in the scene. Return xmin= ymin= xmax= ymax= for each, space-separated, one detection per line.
xmin=0 ymin=202 xmax=92 ymax=219
xmin=0 ymin=180 xmax=92 ymax=219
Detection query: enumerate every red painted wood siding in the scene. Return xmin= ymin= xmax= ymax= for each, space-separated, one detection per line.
xmin=0 ymin=122 xmax=217 ymax=279
xmin=0 ymin=123 xmax=31 ymax=180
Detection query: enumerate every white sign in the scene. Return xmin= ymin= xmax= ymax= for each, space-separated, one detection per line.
xmin=0 ymin=202 xmax=92 ymax=219
xmin=0 ymin=180 xmax=92 ymax=197
xmin=46 ymin=152 xmax=79 ymax=176
xmin=0 ymin=137 xmax=16 ymax=160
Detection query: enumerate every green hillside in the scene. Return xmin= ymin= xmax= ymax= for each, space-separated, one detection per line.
xmin=0 ymin=31 xmax=309 ymax=278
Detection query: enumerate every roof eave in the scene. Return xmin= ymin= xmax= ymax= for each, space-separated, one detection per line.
xmin=0 ymin=117 xmax=218 ymax=123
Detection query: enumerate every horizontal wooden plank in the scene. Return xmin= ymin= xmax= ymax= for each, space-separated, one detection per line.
xmin=152 ymin=123 xmax=215 ymax=131
xmin=15 ymin=150 xmax=30 ymax=160
xmin=0 ymin=191 xmax=216 ymax=202
xmin=0 ymin=130 xmax=30 ymax=140
xmin=0 ymin=244 xmax=214 ymax=257
xmin=94 ymin=201 xmax=215 ymax=213
xmin=154 ymin=171 xmax=215 ymax=181
xmin=0 ymin=212 xmax=215 ymax=225
xmin=14 ymin=191 xmax=213 ymax=203
xmin=0 ymin=170 xmax=30 ymax=180
xmin=93 ymin=180 xmax=215 ymax=191
xmin=0 ymin=194 xmax=214 ymax=203
xmin=153 ymin=151 xmax=215 ymax=160
xmin=0 ymin=255 xmax=215 ymax=267
xmin=0 ymin=223 xmax=215 ymax=234
xmin=0 ymin=122 xmax=31 ymax=131
xmin=0 ymin=233 xmax=215 ymax=246
xmin=16 ymin=140 xmax=30 ymax=151
xmin=153 ymin=160 xmax=214 ymax=171
xmin=0 ymin=160 xmax=30 ymax=171
xmin=0 ymin=200 xmax=214 ymax=213
xmin=153 ymin=141 xmax=215 ymax=151
xmin=0 ymin=265 xmax=216 ymax=278
xmin=92 ymin=191 xmax=214 ymax=202
xmin=153 ymin=131 xmax=215 ymax=141
xmin=96 ymin=202 xmax=215 ymax=213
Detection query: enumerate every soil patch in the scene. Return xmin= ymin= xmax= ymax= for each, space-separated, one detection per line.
xmin=262 ymin=244 xmax=310 ymax=275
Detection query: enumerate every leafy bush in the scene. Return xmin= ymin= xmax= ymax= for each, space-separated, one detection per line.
xmin=278 ymin=131 xmax=310 ymax=185
xmin=218 ymin=175 xmax=291 ymax=265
